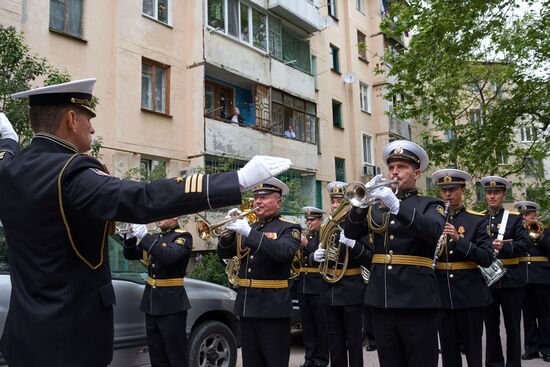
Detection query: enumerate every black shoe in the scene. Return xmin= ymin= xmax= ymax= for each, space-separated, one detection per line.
xmin=543 ymin=354 xmax=550 ymax=362
xmin=299 ymin=361 xmax=314 ymax=367
xmin=522 ymin=352 xmax=540 ymax=360
xmin=366 ymin=344 xmax=377 ymax=351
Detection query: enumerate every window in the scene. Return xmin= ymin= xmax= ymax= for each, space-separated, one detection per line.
xmin=360 ymin=83 xmax=371 ymax=113
xmin=315 ymin=180 xmax=323 ymax=209
xmin=497 ymin=152 xmax=509 ymax=165
xmin=204 ymin=80 xmax=234 ymax=120
xmin=332 ymin=100 xmax=342 ymax=128
xmin=444 ymin=129 xmax=453 ymax=142
xmin=140 ymin=159 xmax=166 ymax=181
xmin=207 ymin=0 xmax=267 ymax=52
xmin=362 ymin=134 xmax=374 ymax=165
xmin=271 ymin=89 xmax=317 ymax=143
xmin=143 ymin=0 xmax=170 ymax=24
xmin=328 ymin=0 xmax=337 ymax=18
xmin=142 ymin=59 xmax=170 ymax=114
xmin=470 ymin=109 xmax=483 ymax=127
xmin=356 ymin=0 xmax=364 ymax=12
xmin=269 ymin=17 xmax=312 ymax=74
xmin=357 ymin=31 xmax=367 ymax=61
xmin=329 ymin=44 xmax=340 ymax=72
xmin=49 ymin=0 xmax=83 ymax=37
xmin=426 ymin=177 xmax=434 ymax=191
xmin=520 ymin=126 xmax=537 ymax=142
xmin=335 ymin=158 xmax=346 ymax=182
xmin=312 ymin=55 xmax=318 ymax=89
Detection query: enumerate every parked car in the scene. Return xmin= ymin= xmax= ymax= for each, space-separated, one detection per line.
xmin=0 ymin=224 xmax=239 ymax=367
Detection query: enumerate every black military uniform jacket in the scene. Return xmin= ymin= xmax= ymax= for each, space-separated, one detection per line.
xmin=484 ymin=208 xmax=530 ymax=288
xmin=523 ymin=229 xmax=550 ymax=285
xmin=123 ymin=228 xmax=192 ymax=315
xmin=296 ymin=231 xmax=324 ymax=295
xmin=436 ymin=207 xmax=493 ymax=309
xmin=309 ymin=232 xmax=369 ymax=306
xmin=218 ymin=215 xmax=301 ymax=318
xmin=0 ymin=134 xmax=241 ymax=367
xmin=344 ymin=189 xmax=445 ymax=309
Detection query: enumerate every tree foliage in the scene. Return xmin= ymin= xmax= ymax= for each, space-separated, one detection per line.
xmin=380 ymin=0 xmax=549 ymax=215
xmin=0 ymin=26 xmax=73 ymax=145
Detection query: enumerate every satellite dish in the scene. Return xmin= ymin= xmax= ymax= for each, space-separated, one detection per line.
xmin=342 ymin=72 xmax=358 ymax=84
xmin=320 ymin=16 xmax=334 ymax=29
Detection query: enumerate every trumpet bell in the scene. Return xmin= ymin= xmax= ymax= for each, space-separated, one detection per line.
xmin=196 ymin=220 xmax=212 ymax=240
xmin=345 ymin=182 xmax=371 ymax=207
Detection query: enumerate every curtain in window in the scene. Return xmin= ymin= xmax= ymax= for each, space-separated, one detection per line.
xmin=50 ymin=0 xmax=65 ymax=31
xmin=142 ymin=64 xmax=153 ymax=110
xmin=154 ymin=66 xmax=166 ymax=113
xmin=143 ymin=0 xmax=154 ymax=17
xmin=252 ymin=8 xmax=266 ymax=51
xmin=282 ymin=30 xmax=311 ymax=74
xmin=227 ymin=0 xmax=239 ymax=37
xmin=67 ymin=0 xmax=83 ymax=36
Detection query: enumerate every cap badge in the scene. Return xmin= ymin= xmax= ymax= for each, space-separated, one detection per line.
xmin=305 ymin=210 xmax=311 ymax=216
xmin=521 ymin=206 xmax=527 ymax=211
xmin=443 ymin=175 xmax=452 ymax=184
xmin=394 ymin=145 xmax=404 ymax=155
xmin=332 ymin=187 xmax=340 ymax=193
xmin=489 ymin=180 xmax=497 ymax=187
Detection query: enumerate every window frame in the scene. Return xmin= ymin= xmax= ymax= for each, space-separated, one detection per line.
xmin=142 ymin=0 xmax=172 ymax=25
xmin=357 ymin=30 xmax=368 ymax=61
xmin=359 ymin=82 xmax=371 ymax=113
xmin=141 ymin=58 xmax=171 ymax=116
xmin=362 ymin=133 xmax=374 ymax=165
xmin=356 ymin=0 xmax=364 ymax=13
xmin=332 ymin=99 xmax=342 ymax=128
xmin=328 ymin=0 xmax=338 ymax=19
xmin=329 ymin=44 xmax=340 ymax=73
xmin=271 ymin=88 xmax=317 ymax=143
xmin=520 ymin=126 xmax=537 ymax=142
xmin=206 ymin=0 xmax=268 ymax=53
xmin=49 ymin=0 xmax=84 ymax=38
xmin=335 ymin=157 xmax=346 ymax=182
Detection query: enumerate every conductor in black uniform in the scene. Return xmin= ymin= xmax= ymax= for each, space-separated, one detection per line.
xmin=431 ymin=169 xmax=494 ymax=367
xmin=122 ymin=217 xmax=192 ymax=367
xmin=312 ymin=181 xmax=368 ymax=367
xmin=515 ymin=201 xmax=550 ymax=362
xmin=297 ymin=206 xmax=329 ymax=367
xmin=0 ymin=79 xmax=291 ymax=367
xmin=217 ymin=178 xmax=301 ymax=367
xmin=344 ymin=140 xmax=445 ymax=367
xmin=481 ymin=176 xmax=530 ymax=367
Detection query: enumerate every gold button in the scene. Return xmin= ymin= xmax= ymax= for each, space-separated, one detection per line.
xmin=389 ymin=235 xmax=394 ymax=240
xmin=384 ymin=254 xmax=392 ymax=264
xmin=389 ymin=250 xmax=394 ymax=255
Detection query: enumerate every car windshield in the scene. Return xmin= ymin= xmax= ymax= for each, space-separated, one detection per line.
xmin=109 ymin=235 xmax=148 ymax=284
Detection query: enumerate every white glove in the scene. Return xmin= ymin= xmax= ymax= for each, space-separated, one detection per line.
xmin=339 ymin=232 xmax=356 ymax=248
xmin=225 ymin=208 xmax=241 ymax=220
xmin=226 ymin=218 xmax=251 ymax=237
xmin=370 ymin=186 xmax=400 ymax=215
xmin=237 ymin=155 xmax=292 ymax=191
xmin=366 ymin=174 xmax=384 ymax=189
xmin=313 ymin=247 xmax=326 ymax=262
xmin=130 ymin=224 xmax=149 ymax=241
xmin=0 ymin=113 xmax=19 ymax=142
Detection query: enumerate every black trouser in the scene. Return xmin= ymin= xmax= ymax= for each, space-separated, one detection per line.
xmin=325 ymin=304 xmax=364 ymax=367
xmin=299 ymin=293 xmax=329 ymax=366
xmin=241 ymin=317 xmax=291 ymax=367
xmin=523 ymin=284 xmax=550 ymax=356
xmin=439 ymin=307 xmax=485 ymax=367
xmin=146 ymin=311 xmax=188 ymax=367
xmin=371 ymin=307 xmax=438 ymax=367
xmin=484 ymin=287 xmax=524 ymax=367
xmin=363 ymin=305 xmax=376 ymax=347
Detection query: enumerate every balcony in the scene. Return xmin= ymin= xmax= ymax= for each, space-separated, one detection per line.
xmin=268 ymin=0 xmax=321 ymax=33
xmin=389 ymin=117 xmax=411 ymax=140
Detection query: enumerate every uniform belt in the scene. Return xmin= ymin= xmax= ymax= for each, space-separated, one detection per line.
xmin=146 ymin=277 xmax=184 ymax=287
xmin=332 ymin=267 xmax=362 ymax=276
xmin=299 ymin=267 xmax=320 ymax=273
xmin=372 ymin=254 xmax=433 ymax=268
xmin=237 ymin=279 xmax=289 ymax=288
xmin=500 ymin=258 xmax=519 ymax=266
xmin=519 ymin=255 xmax=549 ymax=263
xmin=435 ymin=261 xmax=478 ymax=270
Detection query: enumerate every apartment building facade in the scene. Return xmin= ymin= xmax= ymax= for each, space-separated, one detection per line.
xmin=0 ymin=0 xmax=407 ymax=249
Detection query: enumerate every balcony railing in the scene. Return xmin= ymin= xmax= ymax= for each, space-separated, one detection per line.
xmin=389 ymin=117 xmax=411 ymax=140
xmin=268 ymin=0 xmax=321 ymax=33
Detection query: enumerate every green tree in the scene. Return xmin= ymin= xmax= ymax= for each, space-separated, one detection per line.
xmin=380 ymin=0 xmax=549 ymax=214
xmin=189 ymin=252 xmax=228 ymax=287
xmin=0 ymin=26 xmax=73 ymax=145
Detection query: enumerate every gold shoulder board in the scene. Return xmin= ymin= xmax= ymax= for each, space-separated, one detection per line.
xmin=509 ymin=210 xmax=520 ymax=215
xmin=175 ymin=229 xmax=188 ymax=233
xmin=279 ymin=217 xmax=298 ymax=224
xmin=466 ymin=209 xmax=484 ymax=216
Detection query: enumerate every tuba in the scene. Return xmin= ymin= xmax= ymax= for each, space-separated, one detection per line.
xmin=319 ymin=199 xmax=352 ymax=284
xmin=524 ymin=219 xmax=544 ymax=242
xmin=290 ymin=225 xmax=311 ymax=279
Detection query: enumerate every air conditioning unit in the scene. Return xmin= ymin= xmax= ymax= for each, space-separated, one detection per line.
xmin=362 ymin=164 xmax=380 ymax=177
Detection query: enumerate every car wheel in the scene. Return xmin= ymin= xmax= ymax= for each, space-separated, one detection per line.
xmin=188 ymin=320 xmax=237 ymax=367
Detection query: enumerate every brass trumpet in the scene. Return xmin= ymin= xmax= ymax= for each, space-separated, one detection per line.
xmin=196 ymin=207 xmax=259 ymax=240
xmin=345 ymin=178 xmax=400 ymax=208
xmin=524 ymin=219 xmax=544 ymax=242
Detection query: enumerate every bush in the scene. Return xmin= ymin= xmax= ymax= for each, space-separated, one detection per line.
xmin=189 ymin=252 xmax=228 ymax=287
